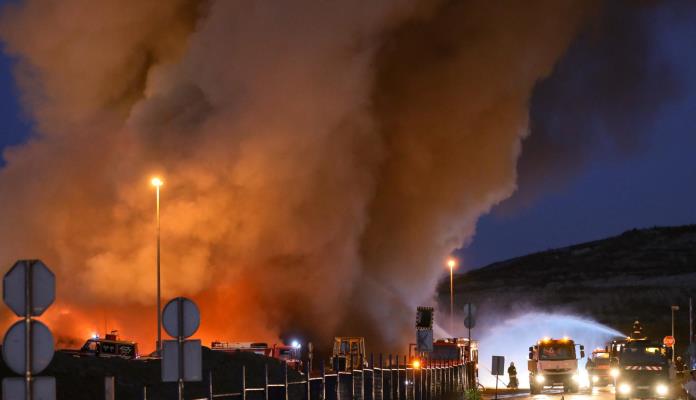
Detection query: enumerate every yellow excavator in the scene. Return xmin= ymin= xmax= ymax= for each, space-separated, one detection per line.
xmin=331 ymin=337 xmax=366 ymax=371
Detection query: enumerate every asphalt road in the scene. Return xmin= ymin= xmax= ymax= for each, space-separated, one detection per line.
xmin=484 ymin=386 xmax=616 ymax=400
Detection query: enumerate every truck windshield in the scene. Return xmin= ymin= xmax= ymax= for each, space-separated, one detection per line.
xmin=540 ymin=344 xmax=575 ymax=360
xmin=621 ymin=346 xmax=666 ymax=364
xmin=278 ymin=348 xmax=296 ymax=359
xmin=592 ymin=353 xmax=610 ymax=365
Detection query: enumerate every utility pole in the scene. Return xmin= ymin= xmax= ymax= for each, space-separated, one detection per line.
xmin=672 ymin=305 xmax=680 ymax=363
xmin=690 ymin=298 xmax=693 ymax=347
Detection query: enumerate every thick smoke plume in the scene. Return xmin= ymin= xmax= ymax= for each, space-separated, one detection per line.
xmin=0 ymin=0 xmax=594 ymax=352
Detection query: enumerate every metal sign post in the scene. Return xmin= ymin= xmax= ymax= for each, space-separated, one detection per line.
xmin=416 ymin=307 xmax=434 ymax=353
xmin=463 ymin=303 xmax=476 ymax=343
xmin=492 ymin=356 xmax=505 ymax=400
xmin=2 ymin=260 xmax=56 ymax=400
xmin=161 ymin=297 xmax=202 ymax=400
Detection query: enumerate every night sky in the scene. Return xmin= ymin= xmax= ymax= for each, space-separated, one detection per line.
xmin=0 ymin=0 xmax=695 ymax=272
xmin=459 ymin=2 xmax=696 ymax=268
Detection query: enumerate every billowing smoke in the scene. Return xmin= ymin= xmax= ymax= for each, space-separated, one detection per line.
xmin=0 ymin=0 xmax=595 ymax=352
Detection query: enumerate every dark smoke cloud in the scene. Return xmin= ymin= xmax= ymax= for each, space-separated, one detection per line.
xmin=498 ymin=0 xmax=687 ymax=212
xmin=0 ymin=0 xmax=595 ymax=352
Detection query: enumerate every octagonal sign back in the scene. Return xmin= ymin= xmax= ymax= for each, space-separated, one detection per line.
xmin=3 ymin=260 xmax=55 ymax=317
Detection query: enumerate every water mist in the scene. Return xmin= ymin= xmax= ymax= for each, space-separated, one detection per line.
xmin=477 ymin=312 xmax=624 ymax=388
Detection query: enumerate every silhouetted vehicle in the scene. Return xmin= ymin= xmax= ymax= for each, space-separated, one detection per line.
xmin=614 ymin=340 xmax=675 ymax=400
xmin=587 ymin=348 xmax=613 ymax=388
xmin=78 ymin=331 xmax=138 ymax=360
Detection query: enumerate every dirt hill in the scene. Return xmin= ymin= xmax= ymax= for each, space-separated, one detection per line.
xmin=443 ymin=225 xmax=696 ymax=345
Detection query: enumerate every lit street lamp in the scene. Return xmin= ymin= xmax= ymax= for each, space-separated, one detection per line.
xmin=151 ymin=177 xmax=163 ymax=354
xmin=447 ymin=257 xmax=457 ymax=334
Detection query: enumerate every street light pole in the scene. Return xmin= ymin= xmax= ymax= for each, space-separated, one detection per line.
xmin=447 ymin=258 xmax=457 ymax=334
xmin=151 ymin=177 xmax=163 ymax=354
xmin=672 ymin=305 xmax=680 ymax=363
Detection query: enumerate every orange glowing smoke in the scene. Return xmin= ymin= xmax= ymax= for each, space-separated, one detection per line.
xmin=0 ymin=0 xmax=596 ymax=352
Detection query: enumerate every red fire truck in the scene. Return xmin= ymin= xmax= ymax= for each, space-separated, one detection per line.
xmin=409 ymin=338 xmax=479 ymax=368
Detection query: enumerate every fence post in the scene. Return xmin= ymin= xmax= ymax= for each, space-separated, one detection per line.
xmin=337 ymin=360 xmax=341 ymax=400
xmin=285 ymin=362 xmax=290 ymax=400
xmin=405 ymin=356 xmax=411 ymax=400
xmin=361 ymin=354 xmax=365 ymax=400
xmin=306 ymin=361 xmax=311 ymax=400
xmin=396 ymin=354 xmax=400 ymax=400
xmin=404 ymin=356 xmax=408 ymax=400
xmin=104 ymin=376 xmax=115 ymax=400
xmin=426 ymin=356 xmax=431 ymax=400
xmin=445 ymin=360 xmax=449 ymax=394
xmin=389 ymin=354 xmax=394 ymax=400
xmin=370 ymin=353 xmax=375 ymax=400
xmin=266 ymin=364 xmax=270 ymax=400
xmin=321 ymin=360 xmax=326 ymax=400
xmin=351 ymin=361 xmax=355 ymax=400
xmin=379 ymin=354 xmax=384 ymax=400
xmin=438 ymin=361 xmax=442 ymax=398
xmin=209 ymin=370 xmax=213 ymax=400
xmin=243 ymin=365 xmax=247 ymax=400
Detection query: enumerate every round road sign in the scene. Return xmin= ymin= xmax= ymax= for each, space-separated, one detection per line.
xmin=664 ymin=336 xmax=675 ymax=347
xmin=2 ymin=320 xmax=55 ymax=375
xmin=162 ymin=297 xmax=200 ymax=339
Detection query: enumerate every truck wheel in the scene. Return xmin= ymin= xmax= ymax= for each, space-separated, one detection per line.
xmin=530 ymin=383 xmax=539 ymax=395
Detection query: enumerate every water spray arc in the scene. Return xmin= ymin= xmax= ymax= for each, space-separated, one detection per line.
xmin=477 ymin=312 xmax=623 ymax=388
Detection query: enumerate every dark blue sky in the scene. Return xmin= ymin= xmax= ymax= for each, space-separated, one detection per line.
xmin=0 ymin=1 xmax=694 ymax=271
xmin=459 ymin=2 xmax=696 ymax=268
xmin=0 ymin=49 xmax=30 ymax=166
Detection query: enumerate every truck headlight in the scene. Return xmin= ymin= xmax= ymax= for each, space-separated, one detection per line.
xmin=535 ymin=375 xmax=545 ymax=384
xmin=610 ymin=368 xmax=620 ymax=378
xmin=572 ymin=375 xmax=580 ymax=382
xmin=655 ymin=384 xmax=668 ymax=396
xmin=591 ymin=376 xmax=599 ymax=383
xmin=618 ymin=383 xmax=631 ymax=395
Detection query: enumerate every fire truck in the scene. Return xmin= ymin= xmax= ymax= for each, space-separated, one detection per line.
xmin=77 ymin=331 xmax=139 ymax=360
xmin=587 ymin=348 xmax=613 ymax=388
xmin=528 ymin=337 xmax=585 ymax=394
xmin=408 ymin=338 xmax=479 ymax=371
xmin=211 ymin=341 xmax=303 ymax=370
xmin=614 ymin=339 xmax=674 ymax=400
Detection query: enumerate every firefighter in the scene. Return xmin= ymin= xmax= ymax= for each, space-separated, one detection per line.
xmin=684 ymin=369 xmax=696 ymax=400
xmin=507 ymin=362 xmax=518 ymax=389
xmin=631 ymin=320 xmax=643 ymax=339
xmin=678 ymin=356 xmax=687 ymax=375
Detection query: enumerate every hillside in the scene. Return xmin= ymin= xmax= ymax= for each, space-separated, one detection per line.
xmin=444 ymin=225 xmax=696 ymax=345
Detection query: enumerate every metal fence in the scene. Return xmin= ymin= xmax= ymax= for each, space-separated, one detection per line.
xmin=177 ymin=354 xmax=476 ymax=400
